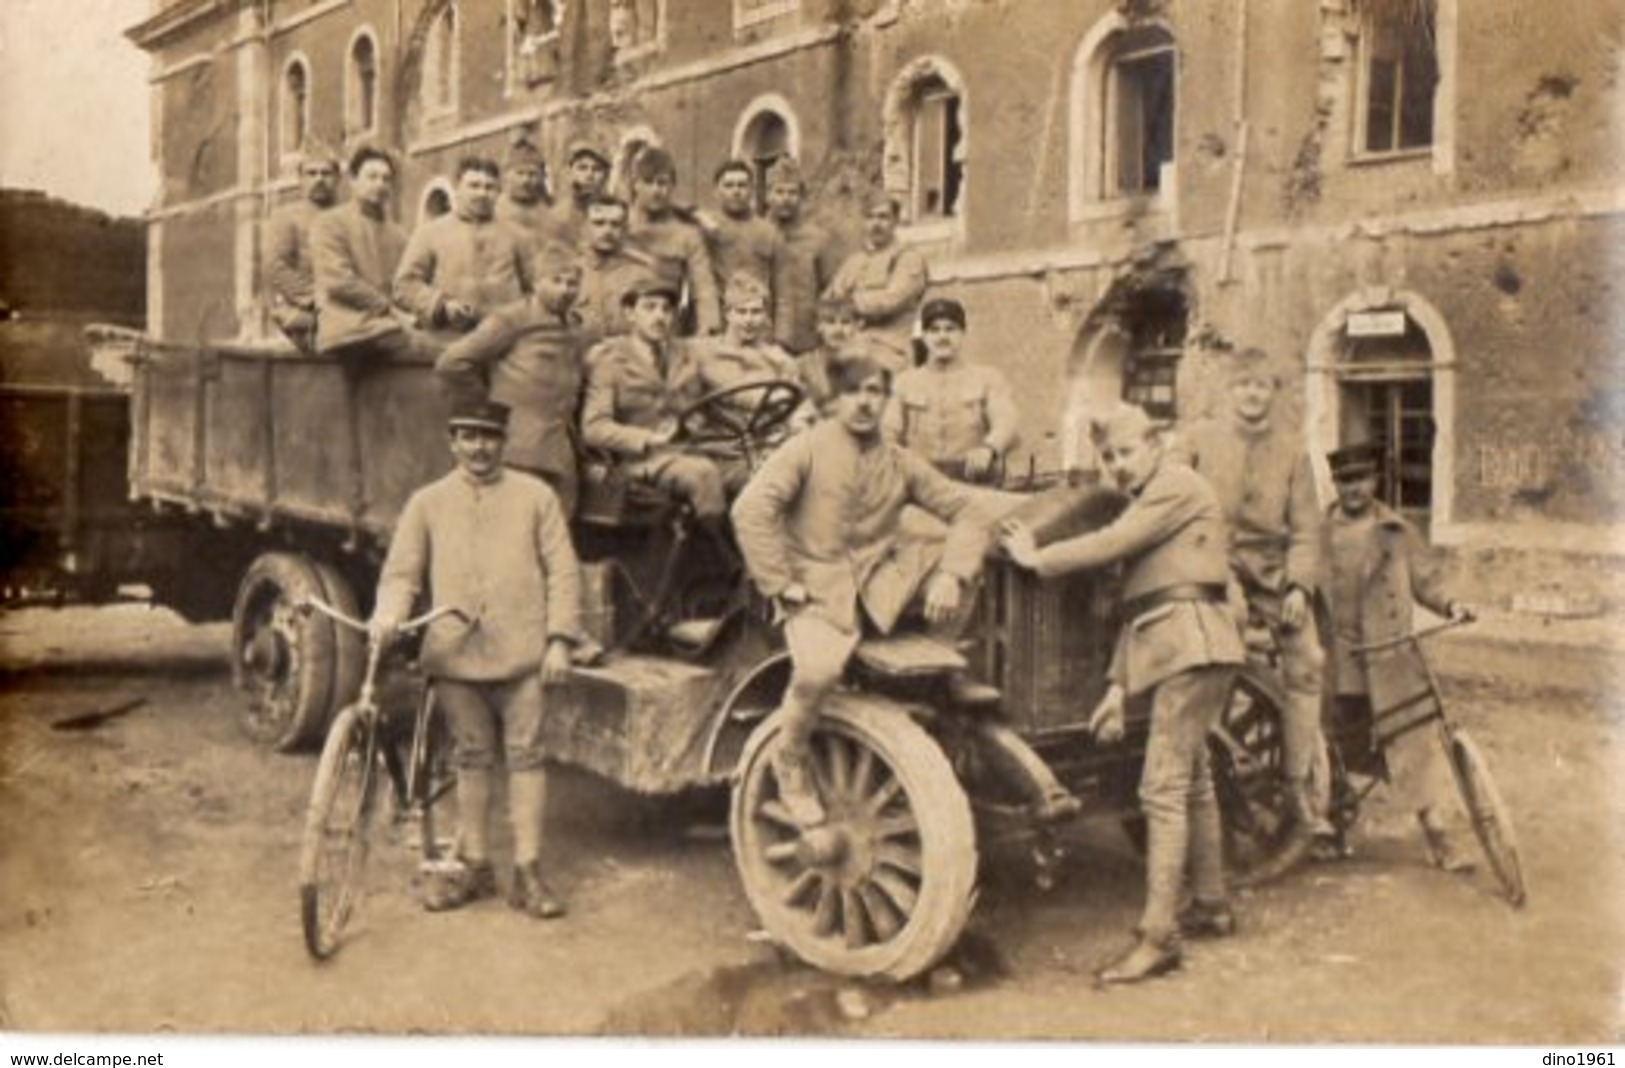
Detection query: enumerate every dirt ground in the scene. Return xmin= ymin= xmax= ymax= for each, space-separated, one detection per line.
xmin=1 ymin=604 xmax=1620 ymax=1042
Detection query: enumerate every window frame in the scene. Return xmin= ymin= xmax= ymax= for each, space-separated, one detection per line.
xmin=610 ymin=0 xmax=667 ymax=66
xmin=1350 ymin=0 xmax=1440 ymax=161
xmin=345 ymin=28 xmax=381 ymax=140
xmin=881 ymin=55 xmax=969 ymax=246
xmin=1068 ymin=14 xmax=1178 ymax=224
xmin=421 ymin=2 xmax=460 ymax=123
xmin=507 ymin=0 xmax=564 ymax=93
xmin=279 ymin=53 xmax=312 ymax=166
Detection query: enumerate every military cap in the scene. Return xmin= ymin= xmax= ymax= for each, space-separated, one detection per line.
xmin=862 ymin=189 xmax=901 ymax=218
xmin=567 ymin=139 xmax=611 ymax=168
xmin=632 ymin=146 xmax=678 ymax=182
xmin=723 ymin=272 xmax=771 ymax=309
xmin=1327 ymin=442 xmax=1383 ymax=480
xmin=919 ymin=297 xmax=967 ymax=330
xmin=448 ymin=398 xmax=510 ymax=434
xmin=620 ymin=265 xmax=683 ymax=306
xmin=534 ymin=241 xmax=581 ymax=276
xmin=298 ymin=140 xmax=340 ymax=169
xmin=764 ymin=156 xmax=805 ymax=190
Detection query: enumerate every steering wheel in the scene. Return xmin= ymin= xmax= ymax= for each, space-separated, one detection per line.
xmin=675 ymin=378 xmax=805 ymax=461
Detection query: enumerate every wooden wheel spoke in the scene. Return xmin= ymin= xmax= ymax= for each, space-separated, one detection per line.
xmin=875 ymin=843 xmax=923 ymax=878
xmin=812 ymin=880 xmax=840 ymax=937
xmin=857 ymin=883 xmax=903 ymax=942
xmin=782 ymin=869 xmax=821 ymax=908
xmin=822 ymin=734 xmax=853 ymax=799
xmin=850 ymin=745 xmax=877 ymax=800
xmin=873 ymin=812 xmax=920 ymax=840
xmin=841 ymin=887 xmax=868 ymax=949
xmin=757 ymin=799 xmax=802 ymax=830
xmin=764 ymin=840 xmax=801 ymax=864
xmin=863 ymin=775 xmax=903 ymax=816
xmin=871 ymin=868 xmax=920 ymax=916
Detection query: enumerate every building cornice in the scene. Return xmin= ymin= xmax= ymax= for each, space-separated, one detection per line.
xmin=127 ymin=0 xmax=241 ymax=51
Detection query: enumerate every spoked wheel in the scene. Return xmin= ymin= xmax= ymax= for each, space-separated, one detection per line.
xmin=232 ymin=552 xmax=363 ymax=751
xmin=1209 ymin=669 xmax=1310 ymax=886
xmin=299 ymin=706 xmax=384 ymax=960
xmin=1445 ymin=727 xmax=1527 ymax=907
xmin=730 ymin=697 xmax=978 ymax=982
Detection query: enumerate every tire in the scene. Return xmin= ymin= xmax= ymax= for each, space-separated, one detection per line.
xmin=298 ymin=706 xmax=383 ymax=961
xmin=1446 ymin=728 xmax=1528 ymax=908
xmin=1209 ymin=669 xmax=1311 ymax=886
xmin=729 ymin=695 xmax=978 ymax=983
xmin=310 ymin=559 xmax=365 ymax=728
xmin=231 ymin=552 xmax=353 ymax=751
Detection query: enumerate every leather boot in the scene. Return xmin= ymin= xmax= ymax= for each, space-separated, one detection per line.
xmin=423 ymin=857 xmax=497 ymax=912
xmin=770 ymin=745 xmax=825 ymax=827
xmin=509 ymin=860 xmax=567 ymax=919
xmin=1096 ymin=936 xmax=1182 ymax=984
xmin=1177 ymin=899 xmax=1237 ymax=939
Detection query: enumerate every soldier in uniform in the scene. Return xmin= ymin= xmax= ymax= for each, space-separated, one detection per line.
xmin=732 ymin=351 xmax=1003 ymax=826
xmin=762 ymin=157 xmax=841 ymax=357
xmin=1175 ymin=346 xmax=1333 ymax=849
xmin=1002 ymin=403 xmax=1246 ymax=984
xmin=265 ymin=143 xmax=340 ymax=352
xmin=546 ymin=140 xmax=612 ymax=249
xmin=885 ymin=297 xmax=1019 ymax=485
xmin=394 ymin=156 xmax=535 ymax=336
xmin=370 ymin=399 xmax=581 ymax=920
xmin=700 ymin=159 xmax=782 ymax=318
xmin=574 ymin=194 xmax=653 ymax=345
xmin=310 ymin=146 xmax=412 ymax=356
xmin=826 ymin=191 xmax=927 ymax=368
xmin=1321 ymin=443 xmax=1477 ymax=872
xmin=436 ymin=242 xmax=587 ymax=516
xmin=626 ymin=147 xmax=720 ymax=336
xmin=494 ymin=138 xmax=553 ymax=240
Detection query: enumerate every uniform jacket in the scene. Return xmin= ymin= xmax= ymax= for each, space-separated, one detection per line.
xmin=1177 ymin=416 xmax=1322 ymax=595
xmin=435 ymin=299 xmax=585 ymax=481
xmin=264 ymin=200 xmax=327 ymax=318
xmin=1029 ymin=461 xmax=1244 ymax=695
xmin=705 ymin=212 xmax=782 ymax=303
xmin=1322 ymin=501 xmax=1453 ymax=713
xmin=731 ymin=419 xmax=989 ymax=635
xmin=495 ymin=196 xmax=557 ymax=242
xmin=545 ymin=197 xmax=592 ymax=250
xmin=310 ymin=201 xmax=409 ymax=353
xmin=375 ymin=468 xmax=581 ymax=682
xmin=772 ymin=217 xmax=841 ymax=354
xmin=827 ymin=240 xmax=928 ymax=364
xmin=393 ymin=211 xmax=535 ymax=331
xmin=575 ymin=245 xmax=654 ymax=345
xmin=628 ymin=209 xmax=721 ymax=335
xmin=886 ymin=361 xmax=1021 ymax=465
xmin=579 ymin=334 xmax=703 ymax=457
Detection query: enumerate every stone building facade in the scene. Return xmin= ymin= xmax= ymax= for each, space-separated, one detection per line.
xmin=127 ymin=0 xmax=1625 ymax=608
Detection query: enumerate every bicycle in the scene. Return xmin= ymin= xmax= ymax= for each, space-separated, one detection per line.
xmin=297 ymin=597 xmax=468 ymax=960
xmin=1328 ymin=615 xmax=1527 ymax=907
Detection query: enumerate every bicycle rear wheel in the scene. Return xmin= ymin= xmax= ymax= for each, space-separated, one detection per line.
xmin=299 ymin=705 xmax=384 ymax=959
xmin=1445 ymin=727 xmax=1527 ymax=908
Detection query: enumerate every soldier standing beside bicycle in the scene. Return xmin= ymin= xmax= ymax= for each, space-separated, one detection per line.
xmin=1002 ymin=402 xmax=1246 ymax=984
xmin=1175 ymin=346 xmax=1334 ymax=854
xmin=370 ymin=398 xmax=582 ymax=919
xmin=1321 ymin=443 xmax=1478 ymax=873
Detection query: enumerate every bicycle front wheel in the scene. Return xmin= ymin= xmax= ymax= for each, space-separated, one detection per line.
xmin=299 ymin=705 xmax=384 ymax=959
xmin=1446 ymin=727 xmax=1527 ymax=908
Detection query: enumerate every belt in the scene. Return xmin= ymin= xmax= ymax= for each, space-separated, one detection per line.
xmin=1118 ymin=582 xmax=1228 ymax=624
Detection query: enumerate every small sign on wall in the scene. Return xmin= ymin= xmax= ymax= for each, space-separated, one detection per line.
xmin=1346 ymin=310 xmax=1408 ymax=338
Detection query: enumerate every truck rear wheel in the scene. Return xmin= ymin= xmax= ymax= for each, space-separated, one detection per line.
xmin=231 ymin=552 xmax=362 ymax=751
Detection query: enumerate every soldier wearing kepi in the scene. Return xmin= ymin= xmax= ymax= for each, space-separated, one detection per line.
xmin=494 ymin=138 xmax=553 ymax=240
xmin=886 ymin=297 xmax=1020 ymax=485
xmin=1002 ymin=403 xmax=1246 ymax=984
xmin=370 ymin=399 xmax=581 ymax=919
xmin=1175 ymin=346 xmax=1333 ymax=850
xmin=1321 ymin=442 xmax=1478 ymax=873
xmin=265 ymin=142 xmax=340 ymax=352
xmin=435 ymin=242 xmax=587 ymax=516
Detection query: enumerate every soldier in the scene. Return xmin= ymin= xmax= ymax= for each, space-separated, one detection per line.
xmin=732 ymin=352 xmax=1002 ymax=827
xmin=1321 ymin=443 xmax=1478 ymax=872
xmin=436 ymin=242 xmax=587 ymax=516
xmin=579 ymin=269 xmax=727 ymax=523
xmin=370 ymin=398 xmax=581 ymax=919
xmin=310 ymin=146 xmax=412 ymax=356
xmin=885 ymin=297 xmax=1019 ymax=485
xmin=264 ymin=143 xmax=340 ymax=352
xmin=762 ymin=157 xmax=841 ymax=356
xmin=1002 ymin=403 xmax=1246 ymax=984
xmin=494 ymin=138 xmax=553 ymax=239
xmin=545 ymin=139 xmax=612 ymax=249
xmin=1176 ymin=346 xmax=1332 ymax=850
xmin=574 ymin=194 xmax=653 ymax=345
xmin=394 ymin=156 xmax=535 ymax=336
xmin=826 ymin=191 xmax=927 ymax=368
xmin=699 ymin=159 xmax=781 ymax=317
xmin=795 ymin=294 xmax=868 ymax=416
xmin=626 ymin=146 xmax=721 ymax=336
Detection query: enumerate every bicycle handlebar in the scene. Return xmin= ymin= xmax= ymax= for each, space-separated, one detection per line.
xmin=299 ymin=598 xmax=469 ymax=637
xmin=1350 ymin=613 xmax=1472 ymax=657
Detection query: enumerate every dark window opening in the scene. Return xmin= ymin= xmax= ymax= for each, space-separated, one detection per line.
xmin=1107 ymin=27 xmax=1175 ymax=196
xmin=742 ymin=111 xmax=789 ymax=212
xmin=352 ymin=36 xmax=377 ymax=131
xmin=1119 ymin=288 xmax=1187 ymax=423
xmin=1338 ymin=319 xmax=1435 ymax=527
xmin=912 ymin=77 xmax=963 ymax=221
xmin=1362 ymin=0 xmax=1437 ymax=153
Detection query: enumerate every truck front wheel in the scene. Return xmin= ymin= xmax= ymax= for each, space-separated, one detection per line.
xmin=231 ymin=552 xmax=362 ymax=751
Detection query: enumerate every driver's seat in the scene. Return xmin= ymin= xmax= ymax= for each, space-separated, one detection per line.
xmin=576 ymin=449 xmax=680 ymax=529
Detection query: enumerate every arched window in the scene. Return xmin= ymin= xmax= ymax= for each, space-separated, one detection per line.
xmin=281 ymin=56 xmax=311 ymax=160
xmin=422 ymin=3 xmax=459 ymax=117
xmin=609 ymin=125 xmax=662 ymax=199
xmin=732 ymin=97 xmax=800 ymax=211
xmin=882 ymin=57 xmax=967 ymax=230
xmin=346 ymin=30 xmax=379 ymax=137
xmin=420 ymin=180 xmax=454 ymax=225
xmin=1070 ymin=16 xmax=1176 ymax=216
